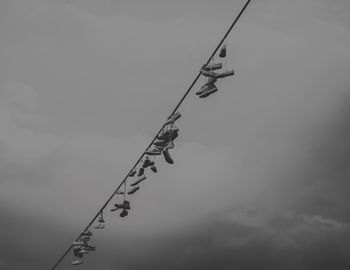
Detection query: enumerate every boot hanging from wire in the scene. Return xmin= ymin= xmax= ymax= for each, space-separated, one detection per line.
xmin=219 ymin=43 xmax=227 ymax=58
xmin=197 ymin=41 xmax=234 ymax=98
xmin=93 ymin=211 xmax=105 ymax=229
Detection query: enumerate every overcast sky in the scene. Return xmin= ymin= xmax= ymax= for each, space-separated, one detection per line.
xmin=1 ymin=0 xmax=350 ymax=269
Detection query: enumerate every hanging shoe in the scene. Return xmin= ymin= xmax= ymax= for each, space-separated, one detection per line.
xmin=215 ymin=69 xmax=234 ymax=79
xmin=129 ymin=169 xmax=137 ymax=177
xmin=127 ymin=186 xmax=140 ymax=195
xmin=200 ymin=69 xmax=218 ymax=78
xmin=154 ymin=139 xmax=170 ymax=148
xmin=137 ymin=167 xmax=144 ymax=177
xmin=196 ymin=85 xmax=206 ymax=96
xmin=150 ymin=165 xmax=158 ymax=173
xmin=98 ymin=216 xmax=105 ymax=223
xmin=219 ymin=44 xmax=227 ymax=58
xmin=131 ymin=175 xmax=147 ymax=186
xmin=72 ymin=259 xmax=83 ymax=265
xmin=123 ymin=200 xmax=131 ymax=209
xmin=201 ymin=63 xmax=223 ymax=71
xmin=112 ymin=200 xmax=131 ymax=211
xmin=73 ymin=247 xmax=84 ymax=257
xmin=157 ymin=129 xmax=171 ymax=141
xmin=142 ymin=156 xmax=152 ymax=168
xmin=114 ymin=200 xmax=131 ymax=210
xmin=145 ymin=148 xmax=162 ymax=156
xmin=120 ymin=209 xmax=128 ymax=218
xmin=162 ymin=149 xmax=174 ymax=164
xmin=110 ymin=206 xmax=119 ymax=212
xmin=196 ymin=78 xmax=217 ymax=95
xmin=199 ymin=82 xmax=218 ymax=98
xmin=171 ymin=130 xmax=178 ymax=141
xmin=165 ymin=112 xmax=182 ymax=125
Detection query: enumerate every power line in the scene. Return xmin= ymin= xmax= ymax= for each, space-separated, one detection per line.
xmin=49 ymin=1 xmax=252 ymax=269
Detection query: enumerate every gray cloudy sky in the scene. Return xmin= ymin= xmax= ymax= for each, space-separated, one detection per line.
xmin=1 ymin=0 xmax=350 ymax=269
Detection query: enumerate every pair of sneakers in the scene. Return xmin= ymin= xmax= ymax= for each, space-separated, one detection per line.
xmin=112 ymin=200 xmax=130 ymax=211
xmin=111 ymin=200 xmax=130 ymax=218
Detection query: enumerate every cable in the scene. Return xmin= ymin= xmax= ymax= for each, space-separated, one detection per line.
xmin=49 ymin=1 xmax=252 ymax=269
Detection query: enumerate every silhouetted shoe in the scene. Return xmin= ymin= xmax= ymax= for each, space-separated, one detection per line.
xmin=201 ymin=63 xmax=223 ymax=71
xmin=145 ymin=148 xmax=162 ymax=156
xmin=127 ymin=186 xmax=140 ymax=195
xmin=171 ymin=130 xmax=178 ymax=141
xmin=162 ymin=149 xmax=174 ymax=164
xmin=131 ymin=175 xmax=147 ymax=186
xmin=137 ymin=167 xmax=144 ymax=177
xmin=73 ymin=247 xmax=84 ymax=257
xmin=129 ymin=169 xmax=137 ymax=177
xmin=142 ymin=156 xmax=153 ymax=168
xmin=154 ymin=139 xmax=170 ymax=148
xmin=72 ymin=259 xmax=83 ymax=265
xmin=200 ymin=69 xmax=218 ymax=78
xmin=219 ymin=44 xmax=227 ymax=58
xmin=150 ymin=165 xmax=158 ymax=173
xmin=113 ymin=200 xmax=131 ymax=210
xmin=199 ymin=82 xmax=218 ymax=98
xmin=215 ymin=69 xmax=234 ymax=79
xmin=120 ymin=209 xmax=128 ymax=218
xmin=196 ymin=78 xmax=217 ymax=95
xmin=110 ymin=206 xmax=118 ymax=212
xmin=157 ymin=129 xmax=171 ymax=141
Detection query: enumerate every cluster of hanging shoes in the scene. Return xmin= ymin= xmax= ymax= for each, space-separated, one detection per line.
xmin=196 ymin=44 xmax=235 ymax=98
xmin=70 ymin=44 xmax=235 ymax=267
xmin=71 ymin=231 xmax=96 ymax=265
xmin=108 ymin=111 xmax=181 ymax=220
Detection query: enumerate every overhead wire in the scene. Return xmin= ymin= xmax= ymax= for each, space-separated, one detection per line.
xmin=49 ymin=0 xmax=252 ymax=269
